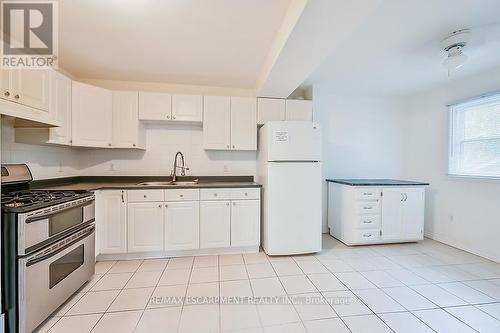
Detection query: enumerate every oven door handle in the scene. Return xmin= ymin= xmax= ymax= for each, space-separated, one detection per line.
xmin=25 ymin=200 xmax=94 ymax=223
xmin=26 ymin=225 xmax=95 ymax=267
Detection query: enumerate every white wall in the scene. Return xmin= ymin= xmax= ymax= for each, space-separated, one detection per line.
xmin=81 ymin=123 xmax=256 ymax=176
xmin=402 ymin=67 xmax=500 ymax=262
xmin=1 ymin=118 xmax=81 ymax=179
xmin=313 ymin=86 xmax=407 ymax=231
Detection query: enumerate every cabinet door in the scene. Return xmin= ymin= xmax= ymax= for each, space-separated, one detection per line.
xmin=72 ymin=81 xmax=113 ymax=147
xmin=0 ymin=69 xmax=11 ymax=99
xmin=172 ymin=94 xmax=203 ymax=122
xmin=165 ymin=201 xmax=200 ymax=251
xmin=231 ymin=200 xmax=260 ymax=247
xmin=402 ymin=188 xmax=425 ymax=239
xmin=285 ymin=100 xmax=312 ymax=121
xmin=113 ymin=91 xmax=140 ymax=148
xmin=203 ymin=96 xmax=230 ymax=150
xmin=257 ymin=98 xmax=285 ymax=125
xmin=48 ymin=71 xmax=72 ymax=145
xmin=128 ymin=202 xmax=164 ymax=252
xmin=381 ymin=188 xmax=403 ymax=241
xmin=97 ymin=190 xmax=127 ymax=254
xmin=231 ymin=97 xmax=257 ymax=150
xmin=138 ymin=91 xmax=172 ymax=120
xmin=11 ymin=69 xmax=50 ymax=112
xmin=200 ymin=200 xmax=230 ymax=248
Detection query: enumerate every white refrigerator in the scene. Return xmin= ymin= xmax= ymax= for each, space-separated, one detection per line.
xmin=257 ymin=121 xmax=322 ymax=255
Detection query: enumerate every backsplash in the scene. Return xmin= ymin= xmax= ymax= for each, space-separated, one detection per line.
xmin=1 ymin=119 xmax=257 ymax=179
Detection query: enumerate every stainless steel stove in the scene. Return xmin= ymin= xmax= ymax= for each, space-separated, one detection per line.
xmin=1 ymin=164 xmax=96 ymax=333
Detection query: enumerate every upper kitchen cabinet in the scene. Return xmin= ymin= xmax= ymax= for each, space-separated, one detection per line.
xmin=15 ymin=70 xmax=72 ymax=145
xmin=257 ymin=97 xmax=285 ymax=125
xmin=72 ymin=81 xmax=113 ymax=148
xmin=138 ymin=91 xmax=172 ymax=120
xmin=286 ymin=99 xmax=313 ymax=121
xmin=48 ymin=71 xmax=72 ymax=145
xmin=112 ymin=91 xmax=146 ymax=149
xmin=203 ymin=96 xmax=256 ymax=150
xmin=172 ymin=94 xmax=203 ymax=122
xmin=0 ymin=69 xmax=60 ymax=127
xmin=203 ymin=96 xmax=231 ymax=149
xmin=230 ymin=97 xmax=257 ymax=150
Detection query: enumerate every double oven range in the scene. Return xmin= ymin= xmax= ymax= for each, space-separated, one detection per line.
xmin=1 ymin=164 xmax=96 ymax=333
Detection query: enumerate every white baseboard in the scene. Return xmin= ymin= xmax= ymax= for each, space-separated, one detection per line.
xmin=424 ymin=231 xmax=500 ymax=263
xmin=97 ymin=246 xmax=260 ymax=261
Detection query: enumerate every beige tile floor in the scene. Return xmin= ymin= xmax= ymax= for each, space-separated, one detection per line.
xmin=35 ymin=235 xmax=500 ymax=333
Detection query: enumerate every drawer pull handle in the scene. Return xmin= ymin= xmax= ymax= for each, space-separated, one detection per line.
xmin=4 ymin=91 xmax=9 ymax=97
xmin=214 ymin=193 xmax=218 ymax=197
xmin=363 ymin=220 xmax=372 ymax=224
xmin=244 ymin=192 xmax=248 ymax=196
xmin=180 ymin=194 xmax=184 ymax=197
xmin=165 ymin=204 xmax=168 ymax=208
xmin=363 ymin=192 xmax=372 ymax=195
xmin=144 ymin=195 xmax=147 ymax=198
xmin=363 ymin=234 xmax=372 ymax=237
xmin=14 ymin=94 xmax=19 ymax=99
xmin=158 ymin=204 xmax=162 ymax=208
xmin=363 ymin=206 xmax=372 ymax=210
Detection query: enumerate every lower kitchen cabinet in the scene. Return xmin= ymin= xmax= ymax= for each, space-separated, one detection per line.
xmin=128 ymin=202 xmax=164 ymax=252
xmin=328 ymin=182 xmax=426 ymax=245
xmin=230 ymin=200 xmax=260 ymax=247
xmin=200 ymin=200 xmax=231 ymax=249
xmin=96 ymin=190 xmax=128 ymax=254
xmin=164 ymin=201 xmax=200 ymax=251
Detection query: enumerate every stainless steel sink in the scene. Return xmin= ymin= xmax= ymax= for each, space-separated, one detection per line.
xmin=137 ymin=180 xmax=199 ymax=186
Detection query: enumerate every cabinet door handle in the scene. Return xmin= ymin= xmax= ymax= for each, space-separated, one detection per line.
xmin=213 ymin=193 xmax=218 ymax=197
xmin=165 ymin=204 xmax=168 ymax=208
xmin=226 ymin=145 xmax=230 ymax=148
xmin=121 ymin=191 xmax=124 ymax=203
xmin=362 ymin=234 xmax=372 ymax=238
xmin=4 ymin=91 xmax=9 ymax=97
xmin=232 ymin=145 xmax=235 ymax=149
xmin=401 ymin=193 xmax=404 ymax=202
xmin=363 ymin=220 xmax=372 ymax=224
xmin=144 ymin=195 xmax=147 ymax=198
xmin=14 ymin=94 xmax=19 ymax=99
xmin=405 ymin=193 xmax=408 ymax=201
xmin=166 ymin=115 xmax=170 ymax=119
xmin=173 ymin=115 xmax=176 ymax=119
xmin=179 ymin=194 xmax=184 ymax=198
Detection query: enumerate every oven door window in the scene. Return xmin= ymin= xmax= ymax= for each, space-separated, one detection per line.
xmin=49 ymin=244 xmax=84 ymax=288
xmin=49 ymin=207 xmax=84 ymax=236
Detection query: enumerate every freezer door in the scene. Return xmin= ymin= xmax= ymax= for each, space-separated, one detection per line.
xmin=265 ymin=121 xmax=321 ymax=161
xmin=263 ymin=162 xmax=322 ymax=255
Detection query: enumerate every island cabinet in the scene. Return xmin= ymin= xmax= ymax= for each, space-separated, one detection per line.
xmin=95 ymin=186 xmax=261 ymax=259
xmin=327 ymin=180 xmax=427 ymax=245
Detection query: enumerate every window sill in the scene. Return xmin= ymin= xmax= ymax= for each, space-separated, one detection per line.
xmin=446 ymin=174 xmax=500 ymax=183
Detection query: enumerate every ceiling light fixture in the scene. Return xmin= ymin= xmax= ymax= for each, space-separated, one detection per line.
xmin=440 ymin=29 xmax=472 ymax=75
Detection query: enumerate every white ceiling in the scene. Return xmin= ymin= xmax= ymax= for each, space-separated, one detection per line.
xmin=59 ymin=0 xmax=291 ymax=88
xmin=302 ymin=0 xmax=500 ymax=97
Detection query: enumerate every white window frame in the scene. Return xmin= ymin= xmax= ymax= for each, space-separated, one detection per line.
xmin=448 ymin=92 xmax=500 ymax=180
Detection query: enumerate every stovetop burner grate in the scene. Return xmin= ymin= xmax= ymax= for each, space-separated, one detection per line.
xmin=2 ymin=190 xmax=82 ymax=209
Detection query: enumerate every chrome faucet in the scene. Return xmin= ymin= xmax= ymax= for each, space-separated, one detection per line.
xmin=171 ymin=152 xmax=189 ymax=182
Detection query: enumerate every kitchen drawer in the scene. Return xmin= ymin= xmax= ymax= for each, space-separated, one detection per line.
xmin=357 ymin=188 xmax=381 ymax=200
xmin=357 ymin=215 xmax=380 ymax=229
xmin=357 ymin=202 xmax=379 ymax=215
xmin=200 ymin=188 xmax=234 ymax=200
xmin=355 ymin=229 xmax=380 ymax=242
xmin=127 ymin=190 xmax=164 ymax=202
xmin=164 ymin=189 xmax=200 ymax=201
xmin=228 ymin=188 xmax=260 ymax=200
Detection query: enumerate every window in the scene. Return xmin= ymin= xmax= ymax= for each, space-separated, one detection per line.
xmin=449 ymin=93 xmax=500 ymax=178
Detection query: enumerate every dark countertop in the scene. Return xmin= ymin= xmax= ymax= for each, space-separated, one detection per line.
xmin=326 ymin=179 xmax=429 ymax=186
xmin=31 ymin=176 xmax=262 ymax=191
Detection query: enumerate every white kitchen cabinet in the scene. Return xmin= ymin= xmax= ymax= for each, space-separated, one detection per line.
xmin=328 ymin=182 xmax=426 ymax=245
xmin=172 ymin=94 xmax=203 ymax=122
xmin=48 ymin=71 xmax=72 ymax=145
xmin=200 ymin=200 xmax=231 ymax=248
xmin=230 ymin=97 xmax=257 ymax=150
xmin=97 ymin=190 xmax=128 ymax=254
xmin=138 ymin=91 xmax=172 ymax=120
xmin=72 ymin=81 xmax=113 ymax=148
xmin=257 ymin=98 xmax=285 ymax=125
xmin=230 ymin=200 xmax=260 ymax=247
xmin=203 ymin=96 xmax=256 ymax=150
xmin=127 ymin=202 xmax=164 ymax=252
xmin=285 ymin=99 xmax=312 ymax=121
xmin=380 ymin=188 xmax=425 ymax=241
xmin=165 ymin=201 xmax=200 ymax=251
xmin=11 ymin=69 xmax=51 ymax=112
xmin=112 ymin=91 xmax=145 ymax=149
xmin=203 ymin=96 xmax=231 ymax=149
